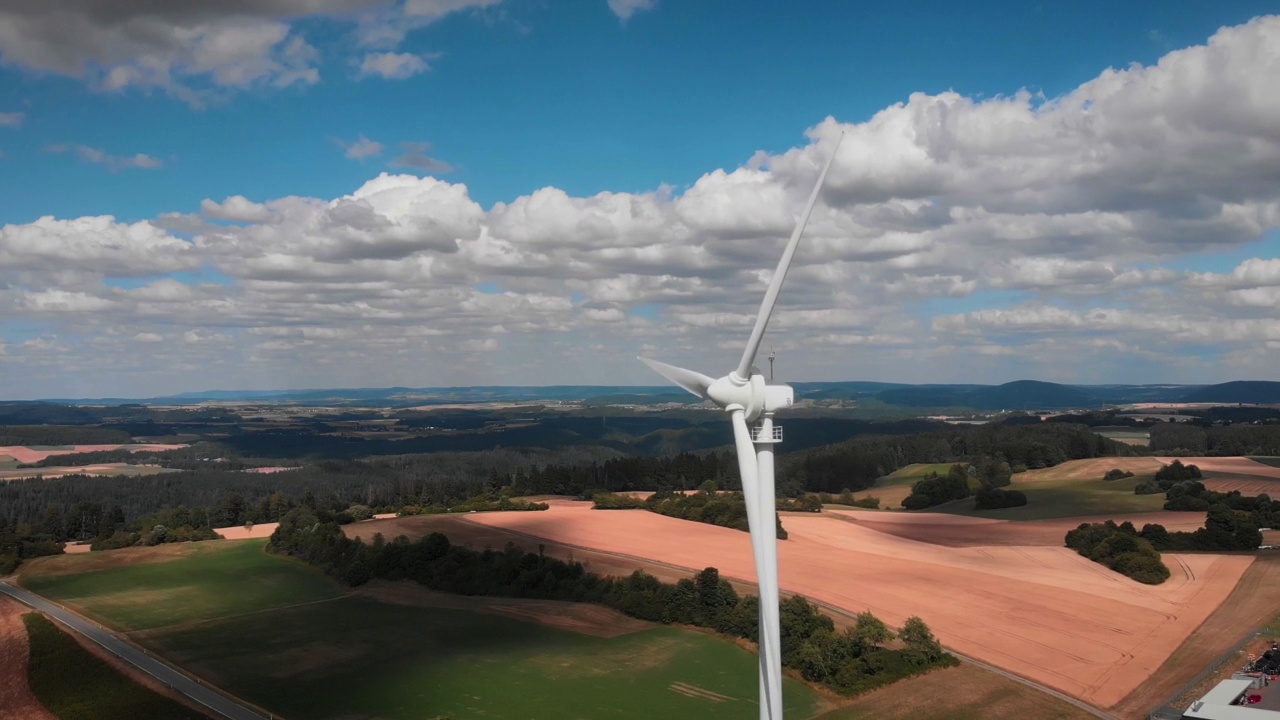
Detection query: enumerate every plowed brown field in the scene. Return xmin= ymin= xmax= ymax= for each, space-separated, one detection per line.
xmin=824 ymin=508 xmax=1209 ymax=547
xmin=0 ymin=597 xmax=56 ymax=720
xmin=463 ymin=500 xmax=1249 ymax=709
xmin=0 ymin=444 xmax=185 ymax=464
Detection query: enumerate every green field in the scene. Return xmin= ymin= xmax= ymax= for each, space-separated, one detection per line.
xmin=1251 ymin=457 xmax=1280 ymax=469
xmin=24 ymin=613 xmax=207 ymax=720
xmin=935 ymin=473 xmax=1166 ymax=521
xmin=21 ymin=539 xmax=823 ymax=719
xmin=150 ymin=596 xmax=819 ymax=719
xmin=842 ymin=463 xmax=960 ymax=510
xmin=812 ymin=663 xmax=1095 ymax=720
xmin=20 ymin=540 xmax=343 ymax=630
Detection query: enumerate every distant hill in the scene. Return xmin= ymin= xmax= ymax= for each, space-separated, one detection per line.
xmin=874 ymin=381 xmax=1093 ymax=410
xmin=1181 ymin=381 xmax=1280 ymax=404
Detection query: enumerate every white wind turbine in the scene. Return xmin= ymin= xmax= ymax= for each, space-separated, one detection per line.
xmin=639 ymin=132 xmax=843 ymax=720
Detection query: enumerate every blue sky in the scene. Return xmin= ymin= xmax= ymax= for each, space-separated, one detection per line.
xmin=1 ymin=1 xmax=1278 ymax=397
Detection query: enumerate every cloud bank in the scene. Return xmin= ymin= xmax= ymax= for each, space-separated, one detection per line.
xmin=1 ymin=16 xmax=1279 ymax=397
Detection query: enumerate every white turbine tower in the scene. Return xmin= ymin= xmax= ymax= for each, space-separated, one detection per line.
xmin=639 ymin=133 xmax=843 ymax=720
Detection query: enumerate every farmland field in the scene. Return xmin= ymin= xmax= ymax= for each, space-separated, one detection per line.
xmin=150 ymin=596 xmax=820 ymax=720
xmin=19 ymin=539 xmax=824 ymax=719
xmin=846 ymin=463 xmax=958 ymax=508
xmin=18 ymin=540 xmax=343 ymax=630
xmin=814 ymin=663 xmax=1097 ymax=720
xmin=467 ymin=498 xmax=1251 ymax=709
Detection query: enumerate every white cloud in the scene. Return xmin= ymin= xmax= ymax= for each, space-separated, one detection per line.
xmin=3 ymin=16 xmax=1280 ymax=396
xmin=47 ymin=144 xmax=163 ymax=171
xmin=342 ymin=134 xmax=385 ymax=160
xmin=358 ymin=51 xmax=430 ymax=79
xmin=608 ymin=0 xmax=656 ymax=23
xmin=390 ymin=142 xmax=454 ymax=173
xmin=0 ymin=112 xmax=24 ymax=127
xmin=0 ymin=0 xmax=495 ymax=103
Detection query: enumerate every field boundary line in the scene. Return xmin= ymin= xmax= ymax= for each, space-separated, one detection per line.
xmin=463 ymin=517 xmax=1121 ymax=720
xmin=0 ymin=581 xmax=273 ymax=720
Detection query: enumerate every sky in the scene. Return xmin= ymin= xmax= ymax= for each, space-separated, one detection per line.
xmin=0 ymin=0 xmax=1279 ymax=399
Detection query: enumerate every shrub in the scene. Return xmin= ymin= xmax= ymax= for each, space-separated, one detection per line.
xmin=974 ymin=487 xmax=1027 ymax=510
xmin=1133 ymin=481 xmax=1163 ymax=495
xmin=1104 ymin=468 xmax=1135 ymax=481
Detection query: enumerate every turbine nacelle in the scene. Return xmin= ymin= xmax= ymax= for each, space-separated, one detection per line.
xmin=706 ymin=371 xmax=766 ymax=421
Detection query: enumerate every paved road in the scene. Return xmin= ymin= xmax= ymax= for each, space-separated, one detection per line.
xmin=0 ymin=580 xmax=269 ymax=720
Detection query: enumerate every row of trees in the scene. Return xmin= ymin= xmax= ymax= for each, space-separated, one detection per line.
xmin=267 ymin=507 xmax=955 ymax=696
xmin=593 ymin=488 xmax=789 ymax=539
xmin=791 ymin=422 xmax=1130 ymax=495
xmin=1150 ymin=423 xmax=1280 ymax=455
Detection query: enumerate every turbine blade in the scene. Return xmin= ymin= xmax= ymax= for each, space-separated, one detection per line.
xmin=736 ymin=131 xmax=845 ymax=380
xmin=638 ymin=357 xmax=714 ymax=399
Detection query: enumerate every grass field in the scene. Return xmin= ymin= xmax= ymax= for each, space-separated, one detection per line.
xmin=23 ymin=613 xmax=207 ymax=720
xmin=1252 ymin=457 xmax=1280 ymax=469
xmin=19 ymin=540 xmax=343 ymax=631
xmin=937 ymin=474 xmax=1167 ymax=520
xmin=844 ymin=463 xmax=959 ymax=509
xmin=21 ymin=539 xmax=824 ymax=719
xmin=149 ymin=596 xmax=820 ymax=719
xmin=813 ymin=663 xmax=1097 ymax=720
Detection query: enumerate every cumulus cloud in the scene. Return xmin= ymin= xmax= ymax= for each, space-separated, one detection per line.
xmin=358 ymin=51 xmax=430 ymax=79
xmin=47 ymin=144 xmax=164 ymax=170
xmin=3 ymin=16 xmax=1280 ymax=397
xmin=0 ymin=0 xmax=497 ymax=103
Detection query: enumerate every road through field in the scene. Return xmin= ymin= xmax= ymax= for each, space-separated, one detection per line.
xmin=0 ymin=581 xmax=266 ymax=720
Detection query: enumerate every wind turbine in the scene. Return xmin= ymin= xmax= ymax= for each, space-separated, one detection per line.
xmin=639 ymin=132 xmax=843 ymax=720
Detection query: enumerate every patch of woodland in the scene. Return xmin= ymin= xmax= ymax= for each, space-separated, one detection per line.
xmin=1149 ymin=422 xmax=1280 ymax=456
xmin=901 ymin=459 xmax=1025 ymax=511
xmin=1068 ymin=504 xmax=1264 ymax=584
xmin=1103 ymin=468 xmax=1135 ymax=481
xmin=1064 ymin=521 xmax=1171 ymax=585
xmin=789 ymin=422 xmax=1135 ymax=495
xmin=267 ymin=507 xmax=957 ymax=697
xmin=592 ymin=485 xmax=789 ymax=539
xmin=1139 ymin=461 xmax=1278 ymax=532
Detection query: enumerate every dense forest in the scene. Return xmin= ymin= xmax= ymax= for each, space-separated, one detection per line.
xmin=1 ymin=421 xmax=1139 ymax=541
xmin=268 ymin=507 xmax=956 ymax=696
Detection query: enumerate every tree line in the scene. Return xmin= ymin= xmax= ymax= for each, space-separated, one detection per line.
xmin=593 ymin=487 xmax=791 ymax=539
xmin=267 ymin=507 xmax=956 ymax=696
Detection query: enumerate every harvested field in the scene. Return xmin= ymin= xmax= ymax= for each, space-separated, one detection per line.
xmin=355 ymin=580 xmax=653 ymax=637
xmin=1155 ymin=456 xmax=1280 ymax=479
xmin=1016 ymin=457 xmax=1165 ymax=483
xmin=1111 ymin=553 xmax=1280 ymax=719
xmin=18 ymin=542 xmax=203 ymax=579
xmin=0 ymin=444 xmax=186 ymax=465
xmin=826 ymin=508 xmax=1209 ymax=547
xmin=214 ymin=522 xmax=279 ymax=540
xmin=468 ymin=499 xmax=1251 ymax=708
xmin=0 ymin=597 xmax=56 ymax=720
xmin=345 ymin=513 xmax=712 ymax=588
xmin=0 ymin=463 xmax=173 ymax=481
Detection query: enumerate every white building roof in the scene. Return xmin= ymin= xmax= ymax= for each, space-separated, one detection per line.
xmin=1201 ymin=680 xmax=1256 ymax=706
xmin=1183 ymin=678 xmax=1280 ymax=720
